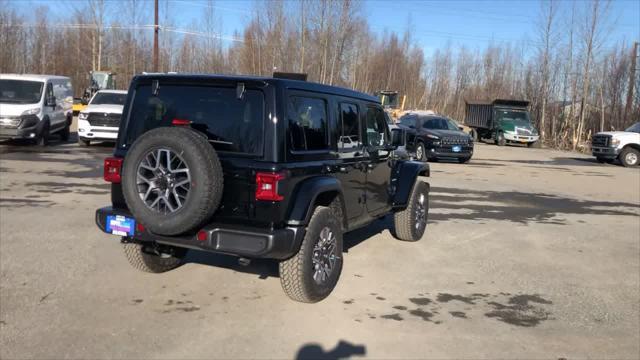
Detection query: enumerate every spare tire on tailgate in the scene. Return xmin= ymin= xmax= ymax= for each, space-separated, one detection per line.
xmin=121 ymin=127 xmax=223 ymax=236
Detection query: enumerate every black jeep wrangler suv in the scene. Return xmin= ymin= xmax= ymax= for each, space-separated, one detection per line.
xmin=96 ymin=74 xmax=430 ymax=302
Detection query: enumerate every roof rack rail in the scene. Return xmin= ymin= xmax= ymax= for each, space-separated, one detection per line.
xmin=273 ymin=72 xmax=307 ymax=81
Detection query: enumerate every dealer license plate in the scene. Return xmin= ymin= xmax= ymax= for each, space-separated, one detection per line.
xmin=106 ymin=215 xmax=135 ymax=236
xmin=452 ymin=145 xmax=461 ymax=152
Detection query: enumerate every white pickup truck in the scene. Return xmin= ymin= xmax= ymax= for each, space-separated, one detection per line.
xmin=591 ymin=122 xmax=640 ymax=167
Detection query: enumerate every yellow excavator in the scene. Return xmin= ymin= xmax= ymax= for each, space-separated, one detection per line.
xmin=376 ymin=90 xmax=406 ymax=123
xmin=72 ymin=71 xmax=117 ymax=115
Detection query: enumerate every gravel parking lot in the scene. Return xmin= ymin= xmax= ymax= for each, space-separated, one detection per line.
xmin=1 ymin=132 xmax=639 ymax=359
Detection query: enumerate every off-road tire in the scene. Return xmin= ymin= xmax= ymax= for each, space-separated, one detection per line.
xmin=495 ymin=131 xmax=506 ymax=146
xmin=619 ymin=147 xmax=640 ymax=167
xmin=122 ymin=127 xmax=223 ymax=236
xmin=123 ymin=243 xmax=186 ymax=273
xmin=279 ymin=206 xmax=343 ymax=303
xmin=60 ymin=117 xmax=71 ymax=141
xmin=393 ymin=180 xmax=429 ymax=242
xmin=78 ymin=138 xmax=90 ymax=146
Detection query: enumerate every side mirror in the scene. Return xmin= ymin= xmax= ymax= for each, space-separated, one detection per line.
xmin=458 ymin=126 xmax=464 ymax=131
xmin=391 ymin=128 xmax=405 ymax=147
xmin=47 ymin=95 xmax=56 ymax=107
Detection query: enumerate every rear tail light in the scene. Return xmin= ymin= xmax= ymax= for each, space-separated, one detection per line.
xmin=104 ymin=157 xmax=123 ymax=183
xmin=255 ymin=172 xmax=285 ymax=201
xmin=171 ymin=118 xmax=192 ymax=126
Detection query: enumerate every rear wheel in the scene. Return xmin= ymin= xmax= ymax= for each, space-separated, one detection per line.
xmin=619 ymin=147 xmax=640 ymax=167
xmin=123 ymin=242 xmax=187 ymax=273
xmin=393 ymin=180 xmax=429 ymax=241
xmin=279 ymin=206 xmax=343 ymax=303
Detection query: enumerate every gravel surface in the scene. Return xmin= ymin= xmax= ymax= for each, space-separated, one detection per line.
xmin=1 ymin=133 xmax=639 ymax=359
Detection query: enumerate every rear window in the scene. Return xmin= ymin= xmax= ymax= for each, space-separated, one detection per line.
xmin=125 ymin=85 xmax=264 ymax=155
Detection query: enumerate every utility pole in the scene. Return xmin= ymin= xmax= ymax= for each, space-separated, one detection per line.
xmin=624 ymin=41 xmax=638 ymax=123
xmin=153 ymin=0 xmax=159 ymax=72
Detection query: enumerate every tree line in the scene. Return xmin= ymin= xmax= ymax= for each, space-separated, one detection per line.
xmin=0 ymin=0 xmax=637 ymax=150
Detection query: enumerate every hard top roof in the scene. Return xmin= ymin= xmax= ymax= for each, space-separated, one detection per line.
xmin=132 ymin=73 xmax=380 ymax=103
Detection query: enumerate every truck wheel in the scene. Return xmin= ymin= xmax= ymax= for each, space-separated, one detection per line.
xmin=393 ymin=180 xmax=429 ymax=242
xmin=35 ymin=122 xmax=50 ymax=146
xmin=60 ymin=116 xmax=71 ymax=141
xmin=121 ymin=127 xmax=223 ymax=236
xmin=495 ymin=132 xmax=506 ymax=146
xmin=619 ymin=147 xmax=640 ymax=167
xmin=78 ymin=138 xmax=90 ymax=146
xmin=123 ymin=243 xmax=187 ymax=273
xmin=470 ymin=129 xmax=478 ymax=142
xmin=416 ymin=142 xmax=426 ymax=161
xmin=279 ymin=206 xmax=343 ymax=303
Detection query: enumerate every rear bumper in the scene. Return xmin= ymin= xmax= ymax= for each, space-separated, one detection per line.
xmin=592 ymin=146 xmax=620 ymax=158
xmin=95 ymin=206 xmax=304 ymax=260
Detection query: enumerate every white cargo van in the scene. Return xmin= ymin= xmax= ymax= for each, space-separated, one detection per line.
xmin=0 ymin=74 xmax=73 ymax=145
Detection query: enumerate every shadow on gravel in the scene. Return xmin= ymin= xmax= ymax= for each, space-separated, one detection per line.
xmin=296 ymin=340 xmax=366 ymax=360
xmin=429 ymin=186 xmax=639 ymax=225
xmin=183 ymin=250 xmax=279 ymax=279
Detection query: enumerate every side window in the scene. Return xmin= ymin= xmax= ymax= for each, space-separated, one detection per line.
xmin=338 ymin=102 xmax=361 ymax=151
xmin=400 ymin=115 xmax=415 ymax=128
xmin=365 ymin=106 xmax=389 ymax=147
xmin=287 ymin=96 xmax=328 ymax=151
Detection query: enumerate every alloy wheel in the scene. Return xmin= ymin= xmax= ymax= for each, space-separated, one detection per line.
xmin=312 ymin=226 xmax=339 ymax=285
xmin=136 ymin=148 xmax=191 ymax=214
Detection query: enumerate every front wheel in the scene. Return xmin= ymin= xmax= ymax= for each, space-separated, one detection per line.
xmin=123 ymin=242 xmax=187 ymax=273
xmin=415 ymin=142 xmax=426 ymax=162
xmin=393 ymin=180 xmax=429 ymax=242
xmin=78 ymin=138 xmax=90 ymax=146
xmin=279 ymin=206 xmax=343 ymax=303
xmin=619 ymin=147 xmax=640 ymax=167
xmin=60 ymin=117 xmax=71 ymax=141
xmin=35 ymin=122 xmax=50 ymax=146
xmin=458 ymin=156 xmax=471 ymax=164
xmin=495 ymin=132 xmax=506 ymax=146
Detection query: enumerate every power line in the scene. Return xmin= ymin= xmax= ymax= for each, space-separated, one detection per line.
xmin=0 ymin=23 xmax=244 ymax=42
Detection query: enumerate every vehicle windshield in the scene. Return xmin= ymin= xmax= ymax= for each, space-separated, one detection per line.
xmin=625 ymin=122 xmax=640 ymax=133
xmin=126 ymin=84 xmax=264 ymax=155
xmin=495 ymin=109 xmax=530 ymax=123
xmin=91 ymin=73 xmax=107 ymax=89
xmin=91 ymin=92 xmax=127 ymax=105
xmin=0 ymin=80 xmax=44 ymax=104
xmin=421 ymin=117 xmax=459 ymax=131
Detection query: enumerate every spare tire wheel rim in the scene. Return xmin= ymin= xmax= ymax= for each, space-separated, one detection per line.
xmin=312 ymin=226 xmax=338 ymax=285
xmin=136 ymin=148 xmax=191 ymax=214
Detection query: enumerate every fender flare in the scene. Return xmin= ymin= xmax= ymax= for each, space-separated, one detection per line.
xmin=391 ymin=160 xmax=429 ymax=209
xmin=286 ymin=176 xmax=347 ymax=227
